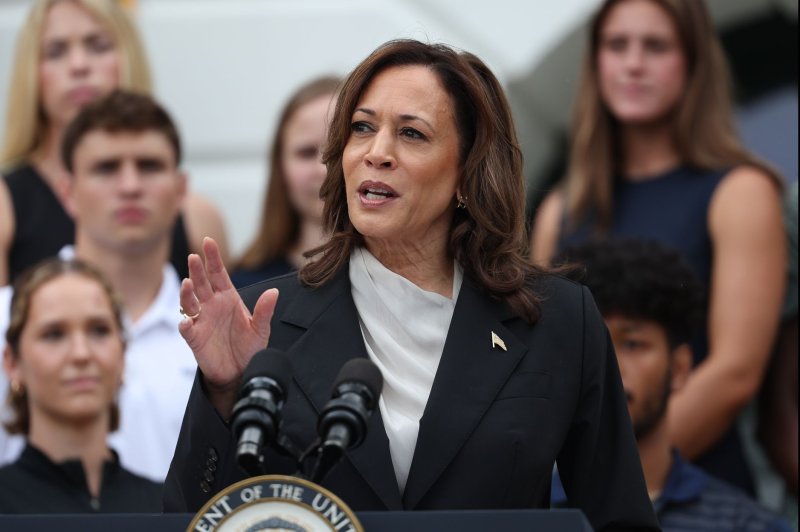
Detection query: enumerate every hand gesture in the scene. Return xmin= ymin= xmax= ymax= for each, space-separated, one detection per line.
xmin=178 ymin=237 xmax=279 ymax=417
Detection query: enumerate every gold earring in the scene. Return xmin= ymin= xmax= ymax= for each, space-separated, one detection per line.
xmin=10 ymin=380 xmax=22 ymax=396
xmin=456 ymin=194 xmax=467 ymax=209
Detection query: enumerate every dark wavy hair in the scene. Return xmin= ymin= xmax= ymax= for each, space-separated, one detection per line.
xmin=556 ymin=238 xmax=705 ymax=347
xmin=299 ymin=39 xmax=544 ymax=323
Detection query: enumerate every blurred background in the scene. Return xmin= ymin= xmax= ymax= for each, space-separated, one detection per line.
xmin=0 ymin=0 xmax=796 ymax=256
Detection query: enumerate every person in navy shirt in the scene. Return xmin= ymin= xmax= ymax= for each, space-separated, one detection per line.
xmin=551 ymin=239 xmax=792 ymax=531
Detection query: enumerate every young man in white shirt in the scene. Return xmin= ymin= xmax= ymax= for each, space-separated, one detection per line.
xmin=1 ymin=90 xmax=200 ymax=482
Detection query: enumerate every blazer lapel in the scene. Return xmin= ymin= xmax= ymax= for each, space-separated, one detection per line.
xmin=402 ymin=279 xmax=527 ymax=509
xmin=279 ymin=268 xmax=403 ymax=510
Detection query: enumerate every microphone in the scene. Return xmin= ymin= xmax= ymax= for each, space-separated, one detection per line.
xmin=309 ymin=358 xmax=383 ymax=483
xmin=230 ymin=348 xmax=292 ymax=477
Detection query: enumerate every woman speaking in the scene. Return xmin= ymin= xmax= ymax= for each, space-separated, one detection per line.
xmin=164 ymin=40 xmax=658 ymax=531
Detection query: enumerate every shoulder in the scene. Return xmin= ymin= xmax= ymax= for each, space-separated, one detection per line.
xmin=709 ymin=165 xmax=784 ymax=234
xmin=0 ymin=175 xmax=14 ymax=251
xmin=1 ymin=164 xmax=34 ymax=187
xmin=184 ymin=191 xmax=223 ymax=220
xmin=183 ymin=192 xmax=226 ymax=235
xmin=717 ymin=164 xmax=782 ymax=193
xmin=238 ymin=271 xmax=304 ymax=309
xmin=0 ymin=461 xmax=22 ymax=480
xmin=182 ymin=191 xmax=230 ymax=260
xmin=713 ymin=165 xmax=783 ymax=208
xmin=695 ymin=474 xmax=791 ymax=530
xmin=531 ymin=272 xmax=585 ymax=305
xmin=512 ymin=273 xmax=598 ymax=344
xmin=231 ymin=259 xmax=294 ymax=289
xmin=113 ymin=467 xmax=165 ymax=510
xmin=116 ymin=466 xmax=163 ymax=491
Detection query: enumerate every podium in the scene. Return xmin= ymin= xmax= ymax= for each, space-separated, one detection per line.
xmin=0 ymin=509 xmax=592 ymax=531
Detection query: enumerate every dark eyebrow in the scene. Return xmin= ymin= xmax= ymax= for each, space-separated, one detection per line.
xmin=135 ymin=155 xmax=168 ymax=165
xmin=91 ymin=157 xmax=122 ymax=170
xmin=353 ymin=108 xmax=433 ymax=130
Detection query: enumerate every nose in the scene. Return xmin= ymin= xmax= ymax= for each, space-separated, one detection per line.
xmin=117 ymin=161 xmax=143 ymax=195
xmin=623 ymin=44 xmax=645 ymax=71
xmin=69 ymin=332 xmax=92 ymax=363
xmin=68 ymin=45 xmax=91 ymax=75
xmin=363 ymin=130 xmax=397 ymax=170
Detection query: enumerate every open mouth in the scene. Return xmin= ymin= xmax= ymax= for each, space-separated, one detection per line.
xmin=358 ymin=181 xmax=398 ymax=202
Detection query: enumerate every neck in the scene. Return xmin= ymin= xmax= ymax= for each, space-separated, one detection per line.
xmin=288 ymin=218 xmax=327 ymax=269
xmin=619 ymin=122 xmax=681 ymax=180
xmin=28 ymin=412 xmax=112 ymax=498
xmin=364 ymin=235 xmax=454 ymax=298
xmin=31 ymin=124 xmax=68 ymax=191
xmin=75 ymin=235 xmax=167 ymax=322
xmin=636 ymin=419 xmax=674 ymax=500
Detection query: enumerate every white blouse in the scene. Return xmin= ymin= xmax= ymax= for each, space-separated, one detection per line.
xmin=349 ymin=247 xmax=463 ymax=493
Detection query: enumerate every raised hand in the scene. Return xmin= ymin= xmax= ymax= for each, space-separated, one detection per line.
xmin=178 ymin=237 xmax=279 ymax=418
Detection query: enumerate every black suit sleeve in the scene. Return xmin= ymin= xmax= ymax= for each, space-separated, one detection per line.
xmin=557 ymin=286 xmax=660 ymax=531
xmin=163 ymin=372 xmax=245 ymax=512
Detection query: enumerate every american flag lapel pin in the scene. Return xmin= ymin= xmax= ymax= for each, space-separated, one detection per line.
xmin=491 ymin=331 xmax=507 ymax=352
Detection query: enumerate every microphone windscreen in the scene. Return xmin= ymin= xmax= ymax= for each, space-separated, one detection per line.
xmin=333 ymin=358 xmax=383 ymax=396
xmin=242 ymin=347 xmax=292 ymax=392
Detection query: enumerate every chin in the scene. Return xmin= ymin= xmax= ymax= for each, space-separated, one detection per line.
xmin=611 ymin=106 xmax=672 ymax=127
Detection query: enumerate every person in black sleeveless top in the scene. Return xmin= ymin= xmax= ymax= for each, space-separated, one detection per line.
xmin=0 ymin=258 xmax=162 ymax=513
xmin=0 ymin=0 xmax=229 ymax=285
xmin=531 ymin=0 xmax=786 ymax=495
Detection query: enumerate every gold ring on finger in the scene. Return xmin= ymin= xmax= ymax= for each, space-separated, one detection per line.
xmin=180 ymin=305 xmax=201 ymax=321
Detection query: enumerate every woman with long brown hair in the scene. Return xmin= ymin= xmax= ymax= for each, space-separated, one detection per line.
xmin=231 ymin=76 xmax=340 ymax=287
xmin=164 ymin=39 xmax=659 ymax=530
xmin=531 ymin=0 xmax=786 ymax=494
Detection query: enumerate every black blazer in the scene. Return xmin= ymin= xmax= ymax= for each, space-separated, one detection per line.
xmin=164 ymin=266 xmax=659 ymax=531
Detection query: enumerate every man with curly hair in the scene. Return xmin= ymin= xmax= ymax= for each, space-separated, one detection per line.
xmin=551 ymin=239 xmax=790 ymax=531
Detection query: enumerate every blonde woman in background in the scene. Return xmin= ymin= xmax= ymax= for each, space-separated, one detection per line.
xmin=0 ymin=0 xmax=229 ymax=285
xmin=531 ymin=0 xmax=786 ymax=495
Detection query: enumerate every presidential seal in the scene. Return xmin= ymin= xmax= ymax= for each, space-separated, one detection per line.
xmin=187 ymin=475 xmax=363 ymax=532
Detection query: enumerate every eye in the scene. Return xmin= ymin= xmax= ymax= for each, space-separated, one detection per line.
xmin=86 ymin=34 xmax=115 ymax=54
xmin=42 ymin=41 xmax=67 ymax=60
xmin=350 ymin=121 xmax=373 ymax=135
xmin=137 ymin=158 xmax=166 ymax=173
xmin=41 ymin=326 xmax=65 ymax=341
xmin=296 ymin=146 xmax=319 ymax=160
xmin=621 ymin=339 xmax=647 ymax=352
xmin=603 ymin=36 xmax=627 ymax=52
xmin=89 ymin=323 xmax=113 ymax=337
xmin=644 ymin=38 xmax=670 ymax=54
xmin=92 ymin=160 xmax=120 ymax=176
xmin=400 ymin=127 xmax=426 ymax=141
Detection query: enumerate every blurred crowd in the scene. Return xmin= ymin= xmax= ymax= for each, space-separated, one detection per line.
xmin=0 ymin=0 xmax=795 ymax=529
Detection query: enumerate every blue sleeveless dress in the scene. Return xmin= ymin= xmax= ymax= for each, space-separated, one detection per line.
xmin=558 ymin=165 xmax=756 ymax=495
